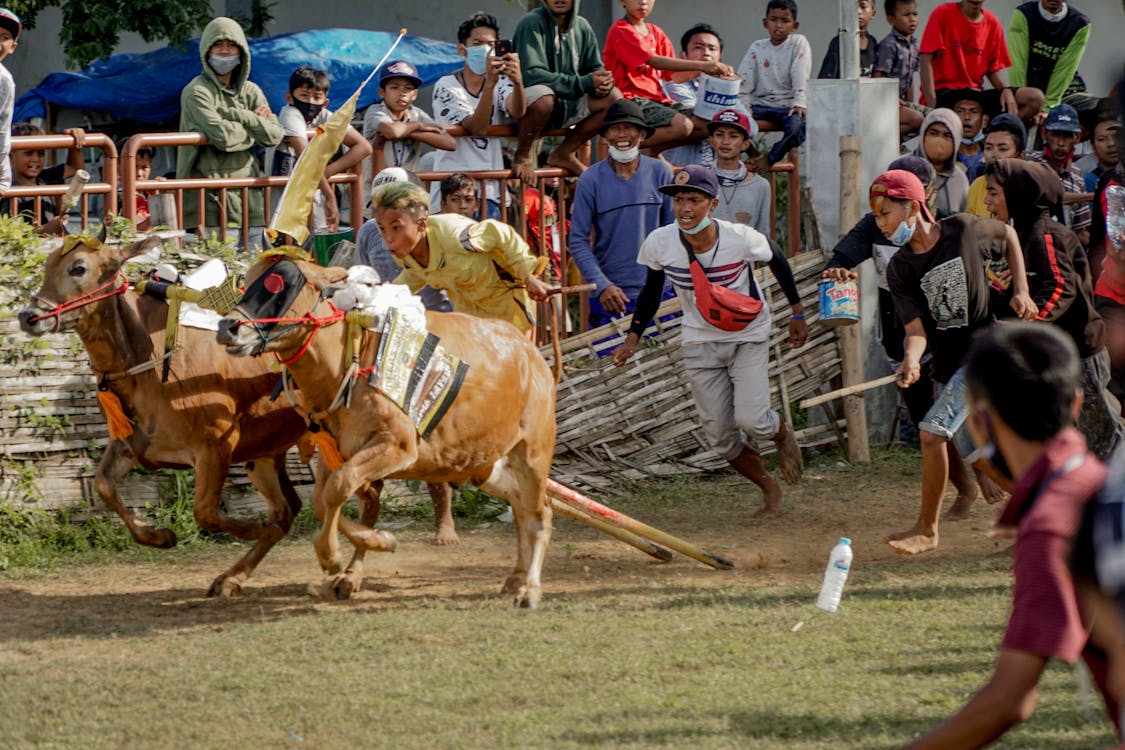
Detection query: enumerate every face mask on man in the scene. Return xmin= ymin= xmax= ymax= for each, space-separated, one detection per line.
xmin=465 ymin=45 xmax=490 ymax=76
xmin=681 ymin=214 xmax=713 ymax=235
xmin=208 ymin=53 xmax=240 ymax=75
xmin=886 ymin=207 xmax=917 ymax=246
xmin=608 ymin=144 xmax=640 ymax=163
xmin=292 ymin=99 xmax=325 ymax=123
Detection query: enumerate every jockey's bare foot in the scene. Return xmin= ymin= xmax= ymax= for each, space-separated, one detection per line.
xmin=754 ymin=480 xmax=782 ymax=518
xmin=884 ymin=525 xmax=939 ymax=555
xmin=975 ymin=467 xmax=1009 ymax=505
xmin=432 ymin=521 xmax=461 ymax=546
xmin=547 ymin=150 xmax=586 ymax=177
xmin=512 ymin=154 xmax=537 ymax=187
xmin=774 ymin=425 xmax=804 ymax=483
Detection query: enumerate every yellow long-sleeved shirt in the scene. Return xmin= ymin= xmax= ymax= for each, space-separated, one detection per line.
xmin=393 ymin=213 xmax=544 ymax=333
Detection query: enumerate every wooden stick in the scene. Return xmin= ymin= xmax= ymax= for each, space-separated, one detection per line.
xmin=547 ymin=479 xmax=735 ymax=570
xmin=799 ymin=372 xmax=902 ymax=409
xmin=546 ymin=283 xmax=597 ymax=296
xmin=549 ymin=499 xmax=675 ymax=562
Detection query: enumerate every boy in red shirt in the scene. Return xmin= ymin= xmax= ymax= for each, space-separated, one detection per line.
xmin=603 ymin=0 xmax=734 ymax=153
xmin=903 ymin=323 xmax=1119 ymax=749
xmin=919 ymin=0 xmax=1043 ymax=123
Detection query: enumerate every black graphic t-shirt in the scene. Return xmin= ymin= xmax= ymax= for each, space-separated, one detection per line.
xmin=887 ymin=213 xmax=1006 ymax=383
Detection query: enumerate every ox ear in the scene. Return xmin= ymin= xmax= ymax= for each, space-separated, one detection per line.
xmin=304 ymin=262 xmax=349 ymax=292
xmin=118 ymin=235 xmax=160 ymax=262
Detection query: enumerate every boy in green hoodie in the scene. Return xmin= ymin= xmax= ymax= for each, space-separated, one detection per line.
xmin=512 ymin=0 xmax=621 ymax=183
xmin=178 ymin=16 xmax=283 ymax=247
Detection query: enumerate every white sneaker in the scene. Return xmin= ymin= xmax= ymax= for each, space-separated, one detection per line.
xmin=497 ymin=508 xmax=514 ymax=523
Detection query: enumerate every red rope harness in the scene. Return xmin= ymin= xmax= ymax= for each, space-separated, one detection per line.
xmin=28 ymin=273 xmax=129 ymax=331
xmin=239 ymin=301 xmax=345 ymax=367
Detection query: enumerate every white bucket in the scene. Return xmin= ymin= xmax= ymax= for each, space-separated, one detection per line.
xmin=694 ymin=75 xmax=742 ymax=121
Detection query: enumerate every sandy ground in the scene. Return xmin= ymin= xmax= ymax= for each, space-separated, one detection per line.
xmin=0 ymin=462 xmax=1011 ymax=641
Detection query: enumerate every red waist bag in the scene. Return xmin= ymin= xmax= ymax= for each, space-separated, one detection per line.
xmin=683 ymin=228 xmax=762 ymax=331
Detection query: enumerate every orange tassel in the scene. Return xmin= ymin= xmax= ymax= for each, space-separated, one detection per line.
xmin=308 ymin=426 xmax=344 ymax=470
xmin=97 ymin=389 xmax=134 ymax=439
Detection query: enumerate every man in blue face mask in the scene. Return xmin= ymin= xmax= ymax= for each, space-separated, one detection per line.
xmin=431 ymin=11 xmax=527 ymax=221
xmin=876 ymin=168 xmax=1038 ymax=555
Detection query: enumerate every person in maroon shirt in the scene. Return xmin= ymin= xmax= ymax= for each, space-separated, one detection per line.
xmin=903 ymin=323 xmax=1120 ymax=749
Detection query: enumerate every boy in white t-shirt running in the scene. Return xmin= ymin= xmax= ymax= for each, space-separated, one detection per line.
xmin=431 ymin=11 xmax=527 ymax=219
xmin=612 ymin=165 xmax=807 ymax=515
xmin=272 ymin=66 xmax=370 ymax=230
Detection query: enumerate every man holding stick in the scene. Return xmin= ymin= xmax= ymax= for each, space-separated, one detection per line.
xmin=877 ymin=169 xmax=1037 ymax=554
xmin=612 ymin=165 xmax=806 ymax=516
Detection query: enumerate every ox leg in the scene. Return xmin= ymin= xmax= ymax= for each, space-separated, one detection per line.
xmin=314 ymin=446 xmax=413 ymax=597
xmin=93 ymin=440 xmax=178 ymax=549
xmin=331 ymin=481 xmax=386 ymax=600
xmin=205 ymin=456 xmax=299 ymax=597
xmin=483 ymin=443 xmax=553 ymax=609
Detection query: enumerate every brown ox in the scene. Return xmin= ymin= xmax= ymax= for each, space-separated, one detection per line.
xmin=16 ymin=236 xmax=394 ymax=596
xmin=216 ymin=256 xmax=556 ymax=607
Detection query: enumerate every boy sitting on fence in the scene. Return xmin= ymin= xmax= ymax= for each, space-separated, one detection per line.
xmin=873 ymin=0 xmax=924 ymax=138
xmin=735 ymin=0 xmax=811 ymax=169
xmin=602 ymin=1 xmax=735 ymax=155
xmin=272 ymin=65 xmax=370 ymax=232
xmin=3 ymin=121 xmax=87 ymax=234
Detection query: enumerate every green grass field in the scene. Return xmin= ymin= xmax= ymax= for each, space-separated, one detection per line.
xmin=0 ymin=459 xmax=1119 ymax=749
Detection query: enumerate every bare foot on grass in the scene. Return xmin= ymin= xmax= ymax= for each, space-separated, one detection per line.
xmin=547 ymin=151 xmax=586 ymax=177
xmin=432 ymin=522 xmax=461 ymax=546
xmin=945 ymin=488 xmax=976 ymax=521
xmin=774 ymin=428 xmax=804 ymax=484
xmin=884 ymin=526 xmax=939 ymax=555
xmin=975 ymin=469 xmax=1009 ymax=505
xmin=754 ymin=480 xmax=782 ymax=518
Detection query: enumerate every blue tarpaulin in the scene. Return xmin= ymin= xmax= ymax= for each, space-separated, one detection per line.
xmin=13 ymin=29 xmax=462 ymax=124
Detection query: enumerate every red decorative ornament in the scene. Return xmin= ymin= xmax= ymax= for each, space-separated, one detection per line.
xmin=263 ymin=273 xmax=285 ymax=294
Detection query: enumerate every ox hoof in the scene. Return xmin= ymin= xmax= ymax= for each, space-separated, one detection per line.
xmin=322 ymin=559 xmax=344 ymax=577
xmin=514 ymin=586 xmax=541 ymax=609
xmin=149 ymin=528 xmax=179 ymax=549
xmin=500 ymin=574 xmax=524 ymax=596
xmin=372 ymin=530 xmax=397 ymax=553
xmin=332 ymin=575 xmax=360 ymax=600
xmin=206 ymin=576 xmax=243 ymax=598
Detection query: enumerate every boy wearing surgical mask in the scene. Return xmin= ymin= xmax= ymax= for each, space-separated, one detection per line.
xmin=877 ymin=169 xmax=1037 ymax=555
xmin=431 ymin=11 xmax=527 ymax=220
xmin=271 ymin=66 xmax=371 ymax=232
xmin=177 ymin=17 xmax=283 ymax=244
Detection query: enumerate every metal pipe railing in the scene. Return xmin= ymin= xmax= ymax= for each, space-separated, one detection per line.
xmin=4 ymin=133 xmax=118 ymax=229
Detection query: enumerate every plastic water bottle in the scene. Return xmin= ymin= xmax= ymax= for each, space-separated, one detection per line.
xmin=816 ymin=537 xmax=853 ymax=613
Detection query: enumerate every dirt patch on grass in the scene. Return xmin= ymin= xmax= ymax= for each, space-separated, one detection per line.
xmin=0 ymin=455 xmax=1011 ymax=642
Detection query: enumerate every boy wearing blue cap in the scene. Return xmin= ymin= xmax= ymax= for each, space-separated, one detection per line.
xmin=612 ymin=164 xmax=807 ymax=516
xmin=1026 ymin=103 xmax=1092 ymax=246
xmin=0 ymin=7 xmax=20 ymax=197
xmin=363 ymin=60 xmax=455 ymax=178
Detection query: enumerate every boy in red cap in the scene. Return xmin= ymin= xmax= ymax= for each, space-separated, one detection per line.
xmin=877 ymin=168 xmax=1037 ymax=553
xmin=0 ymin=7 xmax=20 ymax=197
xmin=707 ymin=109 xmax=770 ymax=238
xmin=612 ymin=165 xmax=807 ymax=517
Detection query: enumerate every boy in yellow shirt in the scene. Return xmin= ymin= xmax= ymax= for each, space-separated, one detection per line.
xmin=372 ymin=181 xmax=551 ymax=334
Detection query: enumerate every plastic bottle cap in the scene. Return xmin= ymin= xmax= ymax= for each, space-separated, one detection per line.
xmin=839 ymin=537 xmax=851 ymax=545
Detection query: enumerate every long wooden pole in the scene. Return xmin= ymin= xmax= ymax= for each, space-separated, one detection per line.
xmin=549 ymin=499 xmax=675 ymax=562
xmin=800 ymin=373 xmax=901 ymax=409
xmin=547 ymin=479 xmax=735 ymax=570
xmin=838 ymin=134 xmax=871 ymax=463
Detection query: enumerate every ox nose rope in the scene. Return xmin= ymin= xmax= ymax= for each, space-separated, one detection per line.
xmin=27 ymin=273 xmax=130 ymax=332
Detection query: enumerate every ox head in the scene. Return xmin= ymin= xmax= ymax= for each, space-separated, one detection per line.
xmin=18 ymin=229 xmax=159 ymax=336
xmin=217 ymin=250 xmax=348 ymax=358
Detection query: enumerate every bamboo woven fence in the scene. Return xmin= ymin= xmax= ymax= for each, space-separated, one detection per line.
xmin=1 ymin=248 xmax=844 ymax=513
